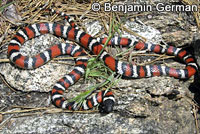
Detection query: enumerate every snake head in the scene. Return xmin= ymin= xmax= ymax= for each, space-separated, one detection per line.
xmin=99 ymin=99 xmax=115 ymax=113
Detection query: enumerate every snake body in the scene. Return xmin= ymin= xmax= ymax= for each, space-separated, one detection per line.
xmin=8 ymin=9 xmax=198 ymax=113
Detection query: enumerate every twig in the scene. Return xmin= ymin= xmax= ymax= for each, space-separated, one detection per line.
xmin=0 ymin=73 xmax=17 ymax=92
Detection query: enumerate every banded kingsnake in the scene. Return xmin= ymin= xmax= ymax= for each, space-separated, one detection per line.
xmin=7 ymin=9 xmax=198 ymax=113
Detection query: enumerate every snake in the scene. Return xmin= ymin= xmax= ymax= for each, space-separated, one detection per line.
xmin=7 ymin=8 xmax=198 ymax=113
